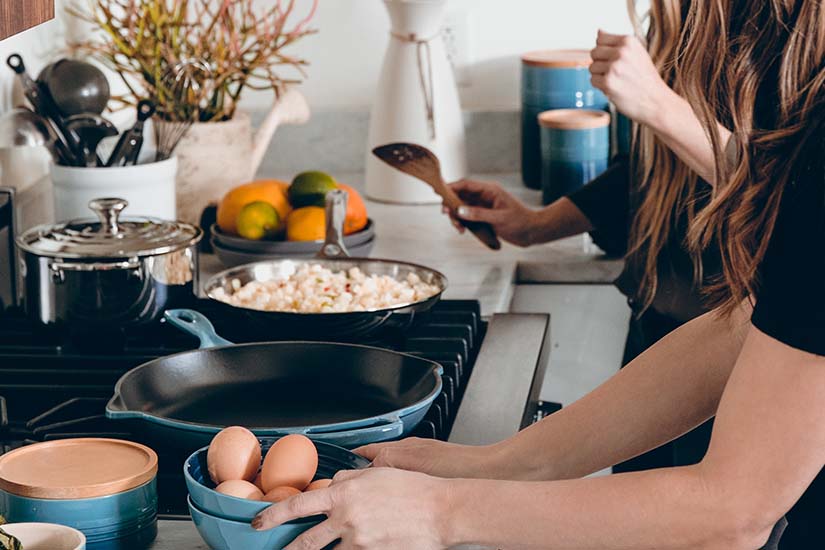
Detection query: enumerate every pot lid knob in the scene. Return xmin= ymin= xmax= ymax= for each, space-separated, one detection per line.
xmin=89 ymin=197 xmax=128 ymax=235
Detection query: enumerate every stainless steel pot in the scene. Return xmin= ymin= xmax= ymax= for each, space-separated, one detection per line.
xmin=16 ymin=197 xmax=202 ymax=326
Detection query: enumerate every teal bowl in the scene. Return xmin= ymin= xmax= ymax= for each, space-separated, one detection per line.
xmin=185 ymin=438 xmax=370 ymax=522
xmin=0 ymin=479 xmax=157 ymax=549
xmin=189 ymin=495 xmax=317 ymax=550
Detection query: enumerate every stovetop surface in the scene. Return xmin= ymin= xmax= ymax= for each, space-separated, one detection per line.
xmin=0 ymin=300 xmax=485 ymax=518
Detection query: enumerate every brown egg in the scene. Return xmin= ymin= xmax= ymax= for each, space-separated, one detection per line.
xmin=207 ymin=426 xmax=262 ymax=484
xmin=261 ymin=434 xmax=318 ymax=492
xmin=263 ymin=486 xmax=302 ymax=503
xmin=215 ymin=479 xmax=264 ymax=501
xmin=305 ymin=479 xmax=332 ymax=491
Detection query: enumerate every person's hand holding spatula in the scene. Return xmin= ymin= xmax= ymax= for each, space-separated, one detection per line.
xmin=372 ymin=143 xmax=502 ymax=250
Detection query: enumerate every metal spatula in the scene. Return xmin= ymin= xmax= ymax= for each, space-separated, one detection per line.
xmin=372 ymin=143 xmax=501 ymax=250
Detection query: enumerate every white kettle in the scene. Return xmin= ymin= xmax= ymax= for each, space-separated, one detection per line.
xmin=365 ymin=0 xmax=467 ymax=204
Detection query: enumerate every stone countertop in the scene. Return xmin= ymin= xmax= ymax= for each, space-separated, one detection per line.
xmin=202 ymin=173 xmax=623 ymax=315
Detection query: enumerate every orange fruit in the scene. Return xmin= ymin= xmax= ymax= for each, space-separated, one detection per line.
xmin=217 ymin=180 xmax=291 ymax=235
xmin=286 ymin=207 xmax=326 ymax=242
xmin=337 ymin=183 xmax=368 ymax=235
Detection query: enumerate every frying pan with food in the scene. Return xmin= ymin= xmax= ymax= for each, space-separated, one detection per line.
xmin=203 ymin=190 xmax=448 ymax=339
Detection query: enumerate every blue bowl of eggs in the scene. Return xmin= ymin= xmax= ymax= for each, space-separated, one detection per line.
xmin=185 ymin=427 xmax=369 ymax=548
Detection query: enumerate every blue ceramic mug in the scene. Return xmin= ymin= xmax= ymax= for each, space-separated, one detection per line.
xmin=521 ymin=50 xmax=609 ymax=189
xmin=539 ymin=109 xmax=611 ymax=205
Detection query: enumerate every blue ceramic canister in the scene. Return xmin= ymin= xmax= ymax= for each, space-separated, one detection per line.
xmin=521 ymin=49 xmax=609 ymax=189
xmin=538 ymin=109 xmax=611 ymax=205
xmin=0 ymin=439 xmax=158 ymax=550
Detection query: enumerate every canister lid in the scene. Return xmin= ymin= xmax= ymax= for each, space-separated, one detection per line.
xmin=0 ymin=438 xmax=158 ymax=499
xmin=521 ymin=49 xmax=593 ymax=68
xmin=538 ymin=109 xmax=611 ymax=129
xmin=17 ymin=198 xmax=202 ymax=259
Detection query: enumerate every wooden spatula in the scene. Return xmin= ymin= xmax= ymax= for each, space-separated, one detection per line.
xmin=372 ymin=143 xmax=502 ymax=250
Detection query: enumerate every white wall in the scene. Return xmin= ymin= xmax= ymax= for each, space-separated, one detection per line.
xmin=242 ymin=0 xmax=635 ymax=111
xmin=0 ymin=11 xmax=65 ymax=112
xmin=0 ymin=1 xmax=635 ymax=113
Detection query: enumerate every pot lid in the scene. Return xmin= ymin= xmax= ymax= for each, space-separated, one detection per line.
xmin=521 ymin=49 xmax=593 ymax=68
xmin=17 ymin=198 xmax=202 ymax=259
xmin=0 ymin=438 xmax=158 ymax=499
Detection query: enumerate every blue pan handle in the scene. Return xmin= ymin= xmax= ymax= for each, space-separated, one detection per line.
xmin=164 ymin=309 xmax=233 ymax=349
xmin=300 ymin=416 xmax=405 ymax=446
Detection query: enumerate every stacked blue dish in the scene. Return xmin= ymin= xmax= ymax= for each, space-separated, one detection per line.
xmin=0 ymin=439 xmax=158 ymax=550
xmin=184 ymin=438 xmax=370 ymax=550
xmin=521 ymin=49 xmax=609 ymax=189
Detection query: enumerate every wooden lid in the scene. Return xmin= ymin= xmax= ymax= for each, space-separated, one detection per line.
xmin=521 ymin=49 xmax=592 ymax=68
xmin=538 ymin=109 xmax=611 ymax=129
xmin=0 ymin=439 xmax=158 ymax=499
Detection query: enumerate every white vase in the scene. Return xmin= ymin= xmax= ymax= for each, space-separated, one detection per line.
xmin=51 ymin=157 xmax=178 ymax=221
xmin=365 ymin=0 xmax=467 ymax=204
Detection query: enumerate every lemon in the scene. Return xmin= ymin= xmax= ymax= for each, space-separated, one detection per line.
xmin=236 ymin=201 xmax=282 ymax=240
xmin=286 ymin=207 xmax=326 ymax=241
xmin=288 ymin=171 xmax=338 ymax=208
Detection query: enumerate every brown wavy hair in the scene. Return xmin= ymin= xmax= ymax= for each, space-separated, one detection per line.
xmin=627 ymin=0 xmax=825 ymax=314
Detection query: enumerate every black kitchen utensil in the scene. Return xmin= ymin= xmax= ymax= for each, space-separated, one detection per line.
xmin=372 ymin=142 xmax=502 ymax=250
xmin=6 ymin=54 xmax=84 ymax=166
xmin=203 ymin=190 xmax=448 ymax=339
xmin=106 ymin=309 xmax=443 ymax=449
xmin=64 ymin=114 xmax=118 ymax=166
xmin=37 ymin=58 xmax=110 ymax=117
xmin=106 ymin=100 xmax=155 ymax=167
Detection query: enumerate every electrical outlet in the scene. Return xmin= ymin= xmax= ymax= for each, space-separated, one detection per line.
xmin=443 ymin=9 xmax=472 ymax=87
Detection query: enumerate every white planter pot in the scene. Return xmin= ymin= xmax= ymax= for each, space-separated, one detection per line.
xmin=164 ymin=113 xmax=255 ymax=225
xmin=51 ymin=157 xmax=177 ymax=222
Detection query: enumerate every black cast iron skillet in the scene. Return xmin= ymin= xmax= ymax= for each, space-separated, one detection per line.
xmin=203 ymin=189 xmax=448 ymax=339
xmin=106 ymin=309 xmax=444 ymax=450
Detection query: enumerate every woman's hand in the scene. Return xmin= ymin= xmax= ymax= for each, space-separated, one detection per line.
xmin=445 ymin=179 xmax=539 ymax=247
xmin=589 ymin=30 xmax=674 ymax=126
xmin=252 ymin=468 xmax=452 ymax=550
xmin=354 ymin=437 xmax=500 ymax=479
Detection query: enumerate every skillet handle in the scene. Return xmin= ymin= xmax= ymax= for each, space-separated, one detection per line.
xmin=302 ymin=416 xmax=405 ymax=447
xmin=164 ymin=309 xmax=233 ymax=349
xmin=317 ymin=189 xmax=350 ymax=259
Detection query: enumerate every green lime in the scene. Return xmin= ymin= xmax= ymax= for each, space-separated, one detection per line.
xmin=288 ymin=171 xmax=338 ymax=208
xmin=236 ymin=201 xmax=282 ymax=240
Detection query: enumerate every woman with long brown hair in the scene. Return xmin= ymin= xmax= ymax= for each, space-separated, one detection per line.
xmin=251 ymin=1 xmax=825 ymax=548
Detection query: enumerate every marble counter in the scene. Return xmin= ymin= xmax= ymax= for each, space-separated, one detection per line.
xmin=202 ymin=173 xmax=624 ymax=315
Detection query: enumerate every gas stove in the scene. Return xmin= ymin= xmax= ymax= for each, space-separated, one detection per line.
xmin=0 ymin=299 xmax=487 ymax=518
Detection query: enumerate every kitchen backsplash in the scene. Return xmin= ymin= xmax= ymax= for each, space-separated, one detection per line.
xmin=253 ymin=109 xmax=521 ymax=178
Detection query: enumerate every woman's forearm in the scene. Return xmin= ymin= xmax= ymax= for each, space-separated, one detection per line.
xmin=443 ymin=465 xmax=761 ymax=550
xmin=527 ymin=197 xmax=594 ymax=245
xmin=647 ymin=86 xmax=732 ymax=184
xmin=487 ymin=305 xmax=750 ymax=481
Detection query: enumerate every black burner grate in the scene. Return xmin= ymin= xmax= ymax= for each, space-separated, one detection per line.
xmin=0 ymin=299 xmax=485 ymax=517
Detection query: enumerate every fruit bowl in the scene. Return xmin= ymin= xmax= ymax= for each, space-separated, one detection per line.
xmin=211 ymin=236 xmax=375 ymax=267
xmin=184 ymin=438 xmax=370 ymax=523
xmin=211 ymin=220 xmax=375 ymax=254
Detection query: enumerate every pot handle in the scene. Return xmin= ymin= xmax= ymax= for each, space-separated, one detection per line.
xmin=301 ymin=416 xmax=405 ymax=445
xmin=317 ymin=189 xmax=350 ymax=259
xmin=89 ymin=198 xmax=128 ymax=234
xmin=164 ymin=309 xmax=233 ymax=349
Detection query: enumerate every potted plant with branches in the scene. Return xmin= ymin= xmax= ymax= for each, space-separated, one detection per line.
xmin=71 ymin=0 xmax=316 ymax=223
